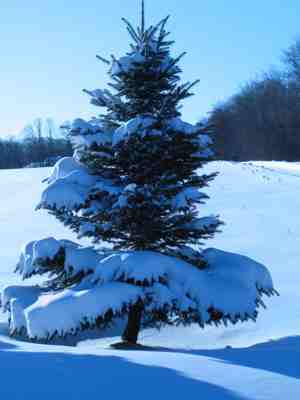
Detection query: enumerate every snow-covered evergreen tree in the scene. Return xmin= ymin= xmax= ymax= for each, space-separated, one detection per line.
xmin=2 ymin=3 xmax=276 ymax=344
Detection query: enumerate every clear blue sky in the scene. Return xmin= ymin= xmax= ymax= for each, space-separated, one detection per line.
xmin=1 ymin=0 xmax=300 ymax=137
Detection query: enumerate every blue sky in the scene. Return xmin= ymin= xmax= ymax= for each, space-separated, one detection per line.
xmin=1 ymin=0 xmax=300 ymax=137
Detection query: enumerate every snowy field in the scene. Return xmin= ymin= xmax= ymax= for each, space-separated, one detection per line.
xmin=0 ymin=161 xmax=299 ymax=399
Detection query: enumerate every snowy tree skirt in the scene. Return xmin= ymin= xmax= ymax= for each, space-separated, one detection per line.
xmin=2 ymin=239 xmax=276 ymax=340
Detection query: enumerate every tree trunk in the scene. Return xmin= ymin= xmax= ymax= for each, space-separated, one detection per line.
xmin=122 ymin=302 xmax=143 ymax=344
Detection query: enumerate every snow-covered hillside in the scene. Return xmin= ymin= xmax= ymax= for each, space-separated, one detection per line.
xmin=0 ymin=161 xmax=299 ymax=399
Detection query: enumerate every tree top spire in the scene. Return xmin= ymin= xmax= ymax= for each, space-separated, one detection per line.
xmin=141 ymin=0 xmax=145 ymax=34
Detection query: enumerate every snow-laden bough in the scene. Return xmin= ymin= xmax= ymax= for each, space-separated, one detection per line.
xmin=2 ymin=238 xmax=276 ymax=340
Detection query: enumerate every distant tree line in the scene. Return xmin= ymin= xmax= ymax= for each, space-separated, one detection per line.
xmin=0 ymin=118 xmax=72 ymax=169
xmin=208 ymin=38 xmax=300 ymax=161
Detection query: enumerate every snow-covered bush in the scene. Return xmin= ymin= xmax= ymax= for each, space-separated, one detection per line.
xmin=2 ymin=4 xmax=276 ymax=344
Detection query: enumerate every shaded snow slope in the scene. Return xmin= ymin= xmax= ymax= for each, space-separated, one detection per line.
xmin=0 ymin=336 xmax=299 ymax=400
xmin=0 ymin=161 xmax=299 ymax=399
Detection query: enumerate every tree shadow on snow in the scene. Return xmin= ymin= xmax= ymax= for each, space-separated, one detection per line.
xmin=158 ymin=336 xmax=300 ymax=380
xmin=0 ymin=348 xmax=248 ymax=400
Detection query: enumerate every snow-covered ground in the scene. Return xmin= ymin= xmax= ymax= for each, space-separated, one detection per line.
xmin=0 ymin=161 xmax=299 ymax=399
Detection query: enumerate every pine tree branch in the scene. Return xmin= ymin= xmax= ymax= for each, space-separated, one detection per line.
xmin=122 ymin=18 xmax=140 ymax=44
xmin=141 ymin=0 xmax=145 ymax=34
xmin=96 ymin=55 xmax=110 ymax=65
xmin=161 ymin=52 xmax=187 ymax=76
xmin=182 ymin=79 xmax=201 ymax=94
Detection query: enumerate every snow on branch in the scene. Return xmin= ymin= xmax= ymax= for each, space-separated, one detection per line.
xmin=15 ymin=237 xmax=107 ymax=280
xmin=111 ymin=53 xmax=146 ymax=76
xmin=113 ymin=115 xmax=156 ymax=145
xmin=184 ymin=216 xmax=221 ymax=233
xmin=38 ymin=157 xmax=119 ymax=212
xmin=70 ymin=119 xmax=112 ymax=149
xmin=3 ymin=244 xmax=276 ymax=339
xmin=172 ymin=187 xmax=208 ymax=210
xmin=25 ymin=283 xmax=142 ymax=339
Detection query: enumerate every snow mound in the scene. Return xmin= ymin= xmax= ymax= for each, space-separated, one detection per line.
xmin=38 ymin=157 xmax=96 ymax=211
xmin=172 ymin=187 xmax=208 ymax=210
xmin=45 ymin=156 xmax=85 ymax=184
xmin=3 ymin=243 xmax=275 ymax=340
xmin=113 ymin=116 xmax=156 ymax=145
xmin=70 ymin=119 xmax=112 ymax=148
xmin=16 ymin=238 xmax=106 ymax=280
xmin=109 ymin=43 xmax=180 ymax=78
xmin=111 ymin=53 xmax=146 ymax=75
xmin=1 ymin=286 xmax=43 ymax=334
xmin=25 ymin=283 xmax=142 ymax=339
xmin=168 ymin=118 xmax=199 ymax=135
xmin=16 ymin=238 xmax=61 ymax=279
xmin=112 ymin=115 xmax=211 ymax=147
